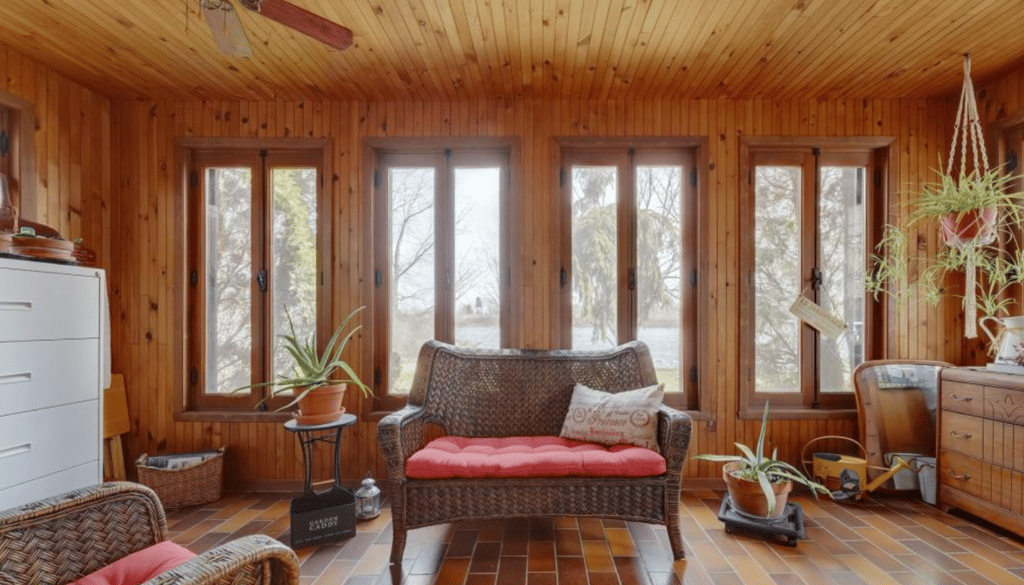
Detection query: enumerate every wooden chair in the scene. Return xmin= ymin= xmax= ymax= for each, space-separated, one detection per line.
xmin=103 ymin=374 xmax=131 ymax=481
xmin=852 ymin=360 xmax=953 ymax=483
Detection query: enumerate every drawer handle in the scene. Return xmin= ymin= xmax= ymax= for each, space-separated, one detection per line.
xmin=947 ymin=469 xmax=971 ymax=481
xmin=949 ymin=430 xmax=973 ymax=439
xmin=0 ymin=372 xmax=31 ymax=385
xmin=949 ymin=394 xmax=974 ymax=402
xmin=0 ymin=442 xmax=31 ymax=460
xmin=0 ymin=301 xmax=32 ymax=311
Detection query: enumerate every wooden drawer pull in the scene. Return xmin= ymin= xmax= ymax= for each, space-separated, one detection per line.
xmin=946 ymin=469 xmax=971 ymax=480
xmin=949 ymin=394 xmax=974 ymax=402
xmin=0 ymin=442 xmax=31 ymax=460
xmin=949 ymin=429 xmax=973 ymax=439
xmin=0 ymin=301 xmax=32 ymax=311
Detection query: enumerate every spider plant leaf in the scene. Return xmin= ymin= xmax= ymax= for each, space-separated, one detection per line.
xmin=735 ymin=443 xmax=758 ymax=466
xmin=756 ymin=470 xmax=777 ymax=516
xmin=691 ymin=454 xmax=742 ymax=462
xmin=755 ymin=402 xmax=770 ymax=464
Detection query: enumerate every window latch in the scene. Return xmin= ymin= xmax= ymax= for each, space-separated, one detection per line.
xmin=811 ymin=268 xmax=823 ymax=291
xmin=256 ymin=269 xmax=268 ymax=293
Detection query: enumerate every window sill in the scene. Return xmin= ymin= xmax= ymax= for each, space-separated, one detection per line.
xmin=737 ymin=408 xmax=857 ymax=421
xmin=173 ymin=410 xmax=294 ymax=423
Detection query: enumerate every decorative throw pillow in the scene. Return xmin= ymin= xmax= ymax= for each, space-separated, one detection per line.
xmin=559 ymin=383 xmax=664 ymax=450
xmin=71 ymin=540 xmax=197 ymax=585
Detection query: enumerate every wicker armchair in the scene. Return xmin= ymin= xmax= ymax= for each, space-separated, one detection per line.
xmin=0 ymin=482 xmax=299 ymax=585
xmin=378 ymin=340 xmax=692 ymax=563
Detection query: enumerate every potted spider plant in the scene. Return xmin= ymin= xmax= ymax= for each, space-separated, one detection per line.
xmin=692 ymin=403 xmax=829 ymax=518
xmin=238 ymin=306 xmax=371 ymax=424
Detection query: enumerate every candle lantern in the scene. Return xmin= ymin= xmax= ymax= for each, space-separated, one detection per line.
xmin=354 ymin=474 xmax=381 ymax=520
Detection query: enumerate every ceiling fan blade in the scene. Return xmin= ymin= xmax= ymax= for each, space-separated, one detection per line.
xmin=200 ymin=0 xmax=253 ymax=58
xmin=240 ymin=0 xmax=353 ymax=51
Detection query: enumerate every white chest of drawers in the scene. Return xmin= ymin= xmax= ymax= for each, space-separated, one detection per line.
xmin=0 ymin=256 xmax=105 ymax=511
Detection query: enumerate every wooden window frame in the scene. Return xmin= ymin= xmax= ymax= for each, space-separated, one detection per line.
xmin=366 ymin=138 xmax=515 ymax=416
xmin=556 ymin=137 xmax=706 ymax=413
xmin=175 ymin=138 xmax=331 ymax=421
xmin=0 ymin=89 xmax=36 ymax=222
xmin=739 ymin=137 xmax=893 ymax=417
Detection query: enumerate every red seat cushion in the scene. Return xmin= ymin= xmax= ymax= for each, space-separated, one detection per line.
xmin=71 ymin=540 xmax=197 ymax=585
xmin=405 ymin=436 xmax=666 ymax=479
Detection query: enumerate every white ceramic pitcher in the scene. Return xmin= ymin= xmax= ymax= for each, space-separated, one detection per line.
xmin=979 ymin=315 xmax=1024 ymax=363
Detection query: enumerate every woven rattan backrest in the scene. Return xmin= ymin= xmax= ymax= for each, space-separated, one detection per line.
xmin=408 ymin=340 xmax=658 ymax=437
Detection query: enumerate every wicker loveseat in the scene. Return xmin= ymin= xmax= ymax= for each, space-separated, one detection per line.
xmin=377 ymin=340 xmax=692 ymax=564
xmin=0 ymin=482 xmax=299 ymax=585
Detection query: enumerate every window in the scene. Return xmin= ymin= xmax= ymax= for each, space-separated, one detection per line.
xmin=185 ymin=146 xmax=326 ymax=412
xmin=0 ymin=89 xmax=35 ymax=222
xmin=559 ymin=143 xmax=699 ymax=410
xmin=741 ymin=140 xmax=890 ymax=412
xmin=371 ymin=145 xmax=509 ymax=410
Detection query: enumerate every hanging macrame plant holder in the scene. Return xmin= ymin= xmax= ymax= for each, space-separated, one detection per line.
xmin=947 ymin=55 xmax=993 ymax=338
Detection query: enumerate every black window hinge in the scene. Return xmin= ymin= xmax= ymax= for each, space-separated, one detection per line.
xmin=374 ymin=368 xmax=382 ymax=387
xmin=559 ymin=167 xmax=566 ymax=188
xmin=690 ymin=269 xmax=697 ymax=287
xmin=189 ymin=170 xmax=199 ymax=189
xmin=1009 ymin=150 xmax=1019 ymax=173
xmin=560 ymin=267 xmax=568 ymax=288
xmin=373 ymin=169 xmax=382 ymax=189
xmin=812 ymin=267 xmax=823 ymax=291
xmin=320 ymin=271 xmax=324 ymax=286
xmin=189 ymin=269 xmax=198 ymax=287
xmin=189 ymin=367 xmax=198 ymax=387
xmin=690 ymin=169 xmax=697 ymax=187
xmin=690 ymin=366 xmax=698 ymax=385
xmin=628 ymin=268 xmax=637 ymax=291
xmin=374 ymin=269 xmax=383 ymax=288
xmin=873 ymin=169 xmax=882 ymax=189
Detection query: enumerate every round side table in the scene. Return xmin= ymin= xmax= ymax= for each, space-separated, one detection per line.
xmin=283 ymin=413 xmax=357 ymax=496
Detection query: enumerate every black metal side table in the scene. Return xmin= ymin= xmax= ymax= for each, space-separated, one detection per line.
xmin=283 ymin=413 xmax=358 ymax=548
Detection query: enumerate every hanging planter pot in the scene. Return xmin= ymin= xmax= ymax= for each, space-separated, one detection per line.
xmin=940 ymin=206 xmax=997 ymax=247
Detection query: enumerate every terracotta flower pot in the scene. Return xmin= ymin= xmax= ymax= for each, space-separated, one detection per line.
xmin=940 ymin=206 xmax=997 ymax=247
xmin=292 ymin=383 xmax=346 ymax=425
xmin=722 ymin=461 xmax=793 ymax=519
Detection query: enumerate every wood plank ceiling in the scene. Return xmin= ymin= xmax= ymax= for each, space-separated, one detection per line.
xmin=2 ymin=0 xmax=1024 ymax=101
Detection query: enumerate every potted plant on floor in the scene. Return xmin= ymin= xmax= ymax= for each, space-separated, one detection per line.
xmin=692 ymin=403 xmax=829 ymax=518
xmin=238 ymin=306 xmax=371 ymax=424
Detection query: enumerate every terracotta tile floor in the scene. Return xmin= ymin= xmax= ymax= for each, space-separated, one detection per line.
xmin=166 ymin=490 xmax=1024 ymax=584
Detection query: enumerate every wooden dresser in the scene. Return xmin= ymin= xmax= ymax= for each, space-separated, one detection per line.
xmin=0 ymin=256 xmax=105 ymax=511
xmin=938 ymin=367 xmax=1024 ymax=537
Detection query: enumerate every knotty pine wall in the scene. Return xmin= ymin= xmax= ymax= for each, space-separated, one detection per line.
xmin=108 ymin=96 xmax=962 ymax=488
xmin=0 ymin=45 xmax=110 ymax=266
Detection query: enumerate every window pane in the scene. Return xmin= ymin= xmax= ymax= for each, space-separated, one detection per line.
xmin=571 ymin=165 xmax=618 ymax=350
xmin=636 ymin=165 xmax=683 ymax=393
xmin=754 ymin=166 xmax=801 ymax=393
xmin=205 ymin=167 xmax=252 ymax=394
xmin=271 ymin=167 xmax=318 ymax=381
xmin=453 ymin=167 xmax=501 ymax=349
xmin=390 ymin=167 xmax=436 ymax=395
xmin=818 ymin=166 xmax=865 ymax=393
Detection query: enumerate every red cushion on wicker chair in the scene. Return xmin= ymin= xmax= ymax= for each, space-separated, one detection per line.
xmin=405 ymin=435 xmax=666 ymax=478
xmin=71 ymin=540 xmax=196 ymax=585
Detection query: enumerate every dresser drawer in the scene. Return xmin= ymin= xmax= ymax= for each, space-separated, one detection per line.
xmin=0 ymin=339 xmax=99 ymax=417
xmin=0 ymin=269 xmax=99 ymax=342
xmin=984 ymin=385 xmax=1024 ymax=426
xmin=0 ymin=401 xmax=99 ymax=491
xmin=941 ymin=381 xmax=984 ymax=417
xmin=940 ymin=449 xmax=985 ymax=500
xmin=0 ymin=461 xmax=99 ymax=513
xmin=940 ymin=411 xmax=984 ymax=459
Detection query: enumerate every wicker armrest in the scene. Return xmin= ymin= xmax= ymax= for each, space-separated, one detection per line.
xmin=377 ymin=405 xmax=428 ymax=481
xmin=657 ymin=405 xmax=692 ymax=475
xmin=0 ymin=482 xmax=166 ymax=584
xmin=143 ymin=535 xmax=299 ymax=585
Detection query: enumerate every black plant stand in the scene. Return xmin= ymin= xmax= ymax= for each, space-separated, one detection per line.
xmin=283 ymin=413 xmax=357 ymax=548
xmin=717 ymin=494 xmax=806 ymax=547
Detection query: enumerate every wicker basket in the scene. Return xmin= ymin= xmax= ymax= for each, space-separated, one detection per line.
xmin=135 ymin=446 xmax=225 ymax=509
